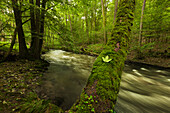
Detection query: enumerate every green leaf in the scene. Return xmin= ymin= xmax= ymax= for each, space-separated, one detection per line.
xmin=91 ymin=108 xmax=95 ymax=112
xmin=102 ymin=55 xmax=112 ymax=62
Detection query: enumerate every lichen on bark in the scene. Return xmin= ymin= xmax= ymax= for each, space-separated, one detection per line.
xmin=68 ymin=0 xmax=136 ymax=112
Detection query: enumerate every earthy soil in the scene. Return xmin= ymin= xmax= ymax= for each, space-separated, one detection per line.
xmin=0 ymin=59 xmax=49 ymax=112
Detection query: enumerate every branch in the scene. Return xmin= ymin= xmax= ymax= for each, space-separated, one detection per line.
xmin=21 ymin=8 xmax=30 ymax=13
xmin=22 ymin=18 xmax=31 ymax=25
xmin=0 ymin=35 xmax=13 ymax=37
xmin=0 ymin=26 xmax=7 ymax=33
xmin=46 ymin=4 xmax=57 ymax=11
xmin=22 ymin=16 xmax=31 ymax=18
xmin=0 ymin=43 xmax=10 ymax=47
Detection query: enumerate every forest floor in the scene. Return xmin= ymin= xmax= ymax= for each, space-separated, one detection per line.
xmin=0 ymin=58 xmax=62 ymax=112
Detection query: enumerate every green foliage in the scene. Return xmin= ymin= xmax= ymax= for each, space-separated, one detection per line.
xmin=131 ymin=42 xmax=155 ymax=59
xmin=87 ymin=43 xmax=104 ymax=54
xmin=74 ymin=94 xmax=96 ymax=112
xmin=132 ymin=0 xmax=169 ymax=47
xmin=17 ymin=92 xmax=63 ymax=113
xmin=132 ymin=42 xmax=155 ymax=53
xmin=140 ymin=42 xmax=155 ymax=52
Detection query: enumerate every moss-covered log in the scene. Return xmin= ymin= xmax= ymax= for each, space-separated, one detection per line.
xmin=67 ymin=0 xmax=136 ymax=113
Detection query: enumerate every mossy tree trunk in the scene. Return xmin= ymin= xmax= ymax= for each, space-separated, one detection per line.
xmin=67 ymin=0 xmax=135 ymax=112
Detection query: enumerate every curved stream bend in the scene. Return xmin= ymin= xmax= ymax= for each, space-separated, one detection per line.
xmin=37 ymin=50 xmax=170 ymax=112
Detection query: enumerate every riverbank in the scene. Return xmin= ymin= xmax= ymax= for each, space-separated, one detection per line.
xmin=48 ymin=46 xmax=170 ymax=68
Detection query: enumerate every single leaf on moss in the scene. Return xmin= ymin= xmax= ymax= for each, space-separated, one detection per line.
xmin=102 ymin=55 xmax=112 ymax=62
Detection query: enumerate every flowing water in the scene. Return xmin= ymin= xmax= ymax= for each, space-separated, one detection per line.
xmin=38 ymin=50 xmax=170 ymax=112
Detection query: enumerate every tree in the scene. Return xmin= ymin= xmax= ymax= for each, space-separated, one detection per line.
xmin=30 ymin=0 xmax=47 ymax=59
xmin=101 ymin=0 xmax=107 ymax=44
xmin=139 ymin=0 xmax=146 ymax=47
xmin=113 ymin=0 xmax=118 ymax=25
xmin=11 ymin=0 xmax=28 ymax=58
xmin=3 ymin=28 xmax=17 ymax=60
xmin=66 ymin=0 xmax=136 ymax=112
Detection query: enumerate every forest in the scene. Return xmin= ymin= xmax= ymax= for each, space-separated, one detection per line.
xmin=0 ymin=0 xmax=169 ymax=112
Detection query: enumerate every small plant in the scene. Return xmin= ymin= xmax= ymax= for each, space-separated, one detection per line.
xmin=131 ymin=42 xmax=155 ymax=59
xmin=102 ymin=55 xmax=112 ymax=62
xmin=75 ymin=94 xmax=96 ymax=112
xmin=109 ymin=109 xmax=117 ymax=113
xmin=15 ymin=92 xmax=63 ymax=113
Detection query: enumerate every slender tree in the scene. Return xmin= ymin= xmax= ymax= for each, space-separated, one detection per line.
xmin=39 ymin=0 xmax=47 ymax=52
xmin=139 ymin=0 xmax=146 ymax=47
xmin=85 ymin=10 xmax=89 ymax=43
xmin=101 ymin=0 xmax=107 ymax=44
xmin=30 ymin=0 xmax=36 ymax=50
xmin=113 ymin=0 xmax=118 ymax=25
xmin=4 ymin=28 xmax=17 ymax=60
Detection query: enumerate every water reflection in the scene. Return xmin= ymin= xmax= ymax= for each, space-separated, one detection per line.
xmin=38 ymin=50 xmax=170 ymax=112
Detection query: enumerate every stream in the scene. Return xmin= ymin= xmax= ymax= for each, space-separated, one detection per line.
xmin=37 ymin=50 xmax=170 ymax=112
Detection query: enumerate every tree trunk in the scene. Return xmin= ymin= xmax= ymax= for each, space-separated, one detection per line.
xmin=68 ymin=14 xmax=73 ymax=34
xmin=30 ymin=0 xmax=46 ymax=59
xmin=68 ymin=0 xmax=73 ymax=40
xmin=94 ymin=0 xmax=97 ymax=44
xmin=101 ymin=0 xmax=107 ymax=44
xmin=31 ymin=0 xmax=41 ymax=59
xmin=113 ymin=0 xmax=118 ymax=25
xmin=139 ymin=0 xmax=146 ymax=47
xmin=85 ymin=10 xmax=89 ymax=44
xmin=12 ymin=0 xmax=28 ymax=58
xmin=65 ymin=14 xmax=67 ymax=26
xmin=67 ymin=0 xmax=136 ymax=112
xmin=29 ymin=0 xmax=36 ymax=50
xmin=4 ymin=28 xmax=17 ymax=60
xmin=39 ymin=0 xmax=47 ymax=54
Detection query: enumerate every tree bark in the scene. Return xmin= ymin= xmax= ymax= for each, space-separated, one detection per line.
xmin=94 ymin=0 xmax=97 ymax=44
xmin=29 ymin=0 xmax=36 ymax=50
xmin=39 ymin=0 xmax=47 ymax=54
xmin=30 ymin=0 xmax=46 ymax=59
xmin=113 ymin=0 xmax=118 ymax=25
xmin=12 ymin=0 xmax=28 ymax=58
xmin=85 ymin=10 xmax=89 ymax=44
xmin=31 ymin=0 xmax=41 ymax=59
xmin=101 ymin=0 xmax=107 ymax=44
xmin=3 ymin=28 xmax=17 ymax=60
xmin=67 ymin=0 xmax=136 ymax=112
xmin=139 ymin=0 xmax=146 ymax=47
xmin=68 ymin=14 xmax=73 ymax=34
